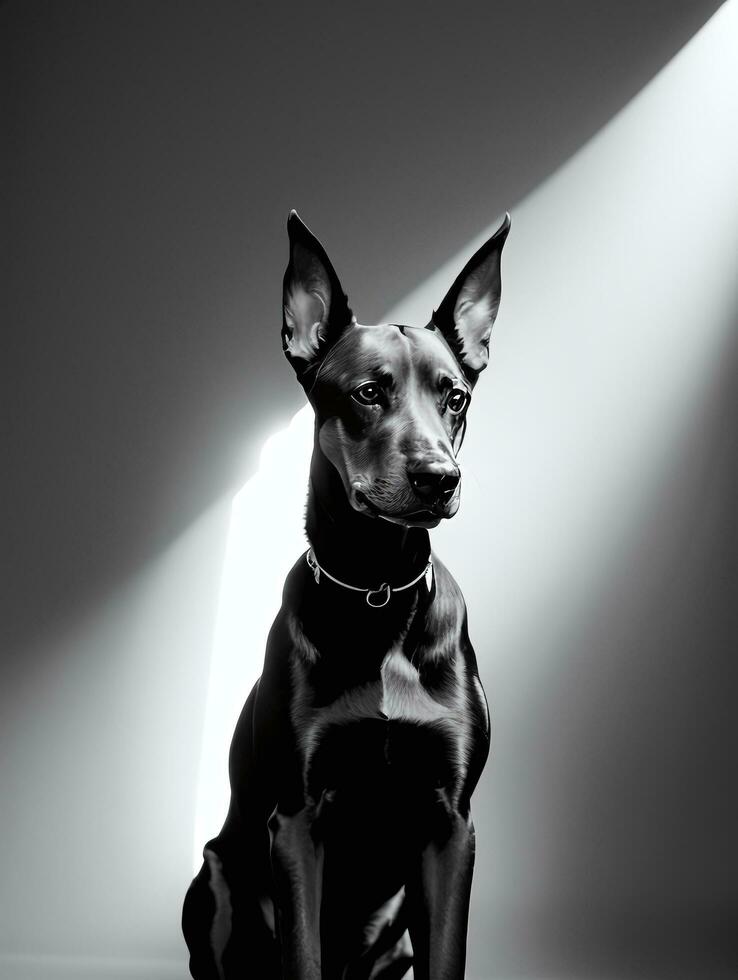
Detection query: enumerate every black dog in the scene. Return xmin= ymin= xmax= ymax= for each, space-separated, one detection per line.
xmin=183 ymin=210 xmax=510 ymax=979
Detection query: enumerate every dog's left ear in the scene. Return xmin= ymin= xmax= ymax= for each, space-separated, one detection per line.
xmin=431 ymin=213 xmax=510 ymax=384
xmin=282 ymin=210 xmax=354 ymax=385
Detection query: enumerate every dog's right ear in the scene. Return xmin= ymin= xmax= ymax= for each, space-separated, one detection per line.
xmin=282 ymin=211 xmax=354 ymax=385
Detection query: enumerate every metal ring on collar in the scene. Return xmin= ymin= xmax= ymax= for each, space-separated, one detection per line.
xmin=305 ymin=547 xmax=432 ymax=607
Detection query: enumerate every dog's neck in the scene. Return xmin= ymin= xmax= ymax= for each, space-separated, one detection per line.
xmin=305 ymin=445 xmax=431 ymax=588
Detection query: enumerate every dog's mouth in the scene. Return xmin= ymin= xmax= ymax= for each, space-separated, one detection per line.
xmin=353 ymin=488 xmax=458 ymax=528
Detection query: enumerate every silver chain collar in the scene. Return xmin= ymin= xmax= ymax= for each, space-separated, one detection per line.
xmin=306 ymin=546 xmax=434 ymax=608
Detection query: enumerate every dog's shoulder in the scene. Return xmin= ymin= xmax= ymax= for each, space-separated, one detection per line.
xmin=429 ymin=553 xmax=463 ymax=599
xmin=412 ymin=553 xmax=472 ymax=664
xmin=417 ymin=553 xmax=489 ymax=744
xmin=427 ymin=553 xmax=467 ymax=625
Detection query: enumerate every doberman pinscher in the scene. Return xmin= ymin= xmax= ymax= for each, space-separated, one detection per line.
xmin=182 ymin=210 xmax=510 ymax=979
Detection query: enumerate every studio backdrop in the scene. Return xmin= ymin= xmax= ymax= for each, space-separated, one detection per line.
xmin=2 ymin=2 xmax=735 ymax=979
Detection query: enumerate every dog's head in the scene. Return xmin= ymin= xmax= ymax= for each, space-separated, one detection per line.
xmin=282 ymin=211 xmax=510 ymax=528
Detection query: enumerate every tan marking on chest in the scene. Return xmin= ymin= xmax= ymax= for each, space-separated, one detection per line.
xmin=379 ymin=646 xmax=447 ymax=722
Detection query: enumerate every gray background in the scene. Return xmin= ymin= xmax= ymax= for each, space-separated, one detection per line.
xmin=2 ymin=2 xmax=736 ymax=977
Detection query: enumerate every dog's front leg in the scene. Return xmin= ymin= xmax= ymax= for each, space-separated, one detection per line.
xmin=406 ymin=809 xmax=476 ymax=980
xmin=268 ymin=804 xmax=323 ymax=979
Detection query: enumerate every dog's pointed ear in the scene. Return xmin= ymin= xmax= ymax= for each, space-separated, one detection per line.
xmin=282 ymin=210 xmax=354 ymax=384
xmin=430 ymin=213 xmax=510 ymax=384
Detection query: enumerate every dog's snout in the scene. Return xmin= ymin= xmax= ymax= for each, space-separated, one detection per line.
xmin=409 ymin=468 xmax=460 ymax=504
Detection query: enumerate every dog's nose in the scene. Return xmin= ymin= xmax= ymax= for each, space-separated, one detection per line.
xmin=409 ymin=469 xmax=460 ymax=504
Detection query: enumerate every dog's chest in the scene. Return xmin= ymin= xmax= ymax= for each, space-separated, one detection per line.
xmin=291 ymin=641 xmax=466 ymax=797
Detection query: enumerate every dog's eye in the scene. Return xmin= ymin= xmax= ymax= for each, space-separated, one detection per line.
xmin=352 ymin=382 xmax=382 ymax=406
xmin=446 ymin=387 xmax=470 ymax=415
